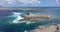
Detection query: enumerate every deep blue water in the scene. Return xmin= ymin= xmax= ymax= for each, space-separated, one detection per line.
xmin=0 ymin=8 xmax=60 ymax=32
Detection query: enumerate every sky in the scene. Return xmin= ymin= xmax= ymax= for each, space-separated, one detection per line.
xmin=0 ymin=0 xmax=60 ymax=7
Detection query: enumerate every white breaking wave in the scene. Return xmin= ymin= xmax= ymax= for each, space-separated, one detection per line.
xmin=9 ymin=12 xmax=38 ymax=24
xmin=12 ymin=12 xmax=22 ymax=15
xmin=12 ymin=12 xmax=24 ymax=23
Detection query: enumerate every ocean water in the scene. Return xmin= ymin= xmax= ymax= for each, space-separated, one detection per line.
xmin=0 ymin=8 xmax=60 ymax=32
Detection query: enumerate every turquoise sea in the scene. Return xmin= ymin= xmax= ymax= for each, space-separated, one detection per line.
xmin=0 ymin=8 xmax=60 ymax=32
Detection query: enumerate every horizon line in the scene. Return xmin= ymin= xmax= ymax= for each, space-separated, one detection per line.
xmin=0 ymin=7 xmax=60 ymax=10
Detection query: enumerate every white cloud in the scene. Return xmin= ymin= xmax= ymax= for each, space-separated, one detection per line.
xmin=28 ymin=0 xmax=41 ymax=5
xmin=0 ymin=0 xmax=41 ymax=7
xmin=18 ymin=0 xmax=41 ymax=5
xmin=18 ymin=0 xmax=28 ymax=3
xmin=55 ymin=0 xmax=60 ymax=6
xmin=56 ymin=0 xmax=60 ymax=4
xmin=0 ymin=0 xmax=16 ymax=4
xmin=56 ymin=0 xmax=59 ymax=2
xmin=0 ymin=2 xmax=2 ymax=4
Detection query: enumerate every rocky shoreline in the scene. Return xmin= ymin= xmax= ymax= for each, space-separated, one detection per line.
xmin=27 ymin=24 xmax=60 ymax=32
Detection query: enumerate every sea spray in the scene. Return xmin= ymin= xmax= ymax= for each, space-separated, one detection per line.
xmin=12 ymin=12 xmax=24 ymax=23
